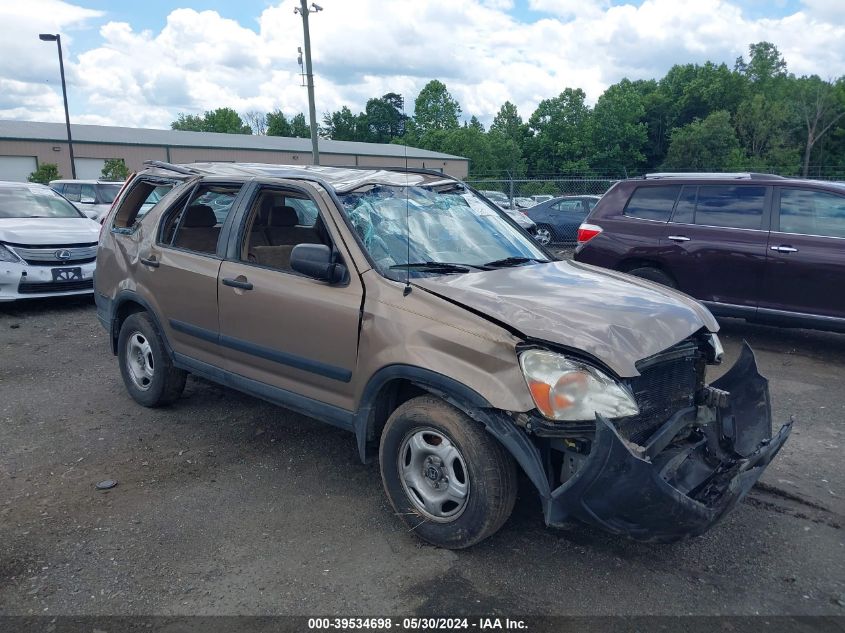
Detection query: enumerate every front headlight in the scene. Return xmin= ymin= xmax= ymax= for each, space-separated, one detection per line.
xmin=0 ymin=244 xmax=21 ymax=263
xmin=519 ymin=350 xmax=639 ymax=421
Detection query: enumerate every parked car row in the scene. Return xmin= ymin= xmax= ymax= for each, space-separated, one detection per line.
xmin=49 ymin=179 xmax=123 ymax=221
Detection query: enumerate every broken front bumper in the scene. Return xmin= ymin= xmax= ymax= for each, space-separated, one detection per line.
xmin=542 ymin=342 xmax=792 ymax=542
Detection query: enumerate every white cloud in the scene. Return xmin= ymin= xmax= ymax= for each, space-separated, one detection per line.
xmin=1 ymin=0 xmax=844 ymax=130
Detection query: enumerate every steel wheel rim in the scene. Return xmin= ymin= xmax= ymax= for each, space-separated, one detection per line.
xmin=125 ymin=331 xmax=155 ymax=391
xmin=535 ymin=228 xmax=552 ymax=245
xmin=398 ymin=428 xmax=470 ymax=523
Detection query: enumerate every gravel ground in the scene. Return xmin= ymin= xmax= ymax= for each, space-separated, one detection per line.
xmin=0 ymin=295 xmax=843 ymax=617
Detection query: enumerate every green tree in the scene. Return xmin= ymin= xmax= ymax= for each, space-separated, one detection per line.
xmin=203 ymin=108 xmax=251 ymax=134
xmin=289 ymin=113 xmax=310 ymax=138
xmin=100 ymin=158 xmax=129 ymax=181
xmin=663 ymin=110 xmax=742 ymax=170
xmin=171 ymin=108 xmax=251 ymax=134
xmin=266 ymin=110 xmax=292 ymax=137
xmin=629 ymin=79 xmax=673 ymax=168
xmin=490 ymin=101 xmax=526 ymax=143
xmin=364 ymin=93 xmax=407 ymax=142
xmin=413 ymin=80 xmax=461 ymax=134
xmin=735 ymin=42 xmax=787 ymax=85
xmin=437 ymin=124 xmax=496 ymax=176
xmin=170 ymin=113 xmax=205 ymax=131
xmin=322 ymin=106 xmax=366 ymax=141
xmin=590 ymin=79 xmax=647 ymax=175
xmin=526 ymin=88 xmax=592 ymax=174
xmin=793 ymin=76 xmax=845 ymax=177
xmin=734 ymin=93 xmax=794 ymax=169
xmin=28 ymin=163 xmax=61 ymax=184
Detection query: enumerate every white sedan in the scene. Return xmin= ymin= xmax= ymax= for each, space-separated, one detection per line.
xmin=0 ymin=182 xmax=100 ymax=301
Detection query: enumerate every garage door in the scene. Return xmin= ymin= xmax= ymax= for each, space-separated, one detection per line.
xmin=74 ymin=158 xmax=106 ymax=180
xmin=0 ymin=156 xmax=37 ymax=182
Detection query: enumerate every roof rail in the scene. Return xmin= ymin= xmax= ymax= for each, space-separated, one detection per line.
xmin=644 ymin=172 xmax=784 ymax=180
xmin=142 ymin=160 xmax=201 ymax=175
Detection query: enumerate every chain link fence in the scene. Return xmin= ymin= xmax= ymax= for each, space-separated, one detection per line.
xmin=464 ymin=176 xmax=617 ymax=247
xmin=465 ymin=176 xmax=618 ymax=201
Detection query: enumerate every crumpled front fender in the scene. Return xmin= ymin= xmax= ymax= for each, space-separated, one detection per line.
xmin=541 ymin=343 xmax=792 ymax=542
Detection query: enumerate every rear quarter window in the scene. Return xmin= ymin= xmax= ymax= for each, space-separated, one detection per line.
xmin=623 ymin=186 xmax=681 ymax=221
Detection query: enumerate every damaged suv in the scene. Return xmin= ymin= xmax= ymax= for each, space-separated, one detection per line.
xmin=95 ymin=162 xmax=791 ymax=548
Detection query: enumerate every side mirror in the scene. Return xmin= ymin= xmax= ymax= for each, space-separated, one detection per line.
xmin=290 ymin=243 xmax=347 ymax=284
xmin=81 ymin=196 xmax=96 ymax=204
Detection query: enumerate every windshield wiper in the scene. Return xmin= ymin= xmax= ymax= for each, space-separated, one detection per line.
xmin=389 ymin=262 xmax=474 ymax=274
xmin=483 ymin=256 xmax=549 ymax=268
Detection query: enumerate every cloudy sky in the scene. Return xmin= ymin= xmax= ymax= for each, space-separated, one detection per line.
xmin=2 ymin=0 xmax=844 ymax=130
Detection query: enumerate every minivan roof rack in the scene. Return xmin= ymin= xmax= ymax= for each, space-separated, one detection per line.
xmin=142 ymin=160 xmax=201 ymax=175
xmin=643 ymin=172 xmax=784 ymax=180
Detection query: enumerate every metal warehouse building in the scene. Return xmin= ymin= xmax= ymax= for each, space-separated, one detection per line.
xmin=0 ymin=120 xmax=469 ymax=181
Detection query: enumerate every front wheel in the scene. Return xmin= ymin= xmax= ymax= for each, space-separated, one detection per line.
xmin=379 ymin=396 xmax=518 ymax=549
xmin=118 ymin=312 xmax=187 ymax=407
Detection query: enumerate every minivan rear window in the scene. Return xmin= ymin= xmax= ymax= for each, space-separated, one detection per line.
xmin=623 ymin=186 xmax=681 ymax=221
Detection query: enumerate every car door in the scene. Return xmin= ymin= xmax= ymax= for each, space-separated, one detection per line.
xmin=662 ymin=184 xmax=772 ymax=311
xmin=759 ymin=185 xmax=845 ymax=321
xmin=216 ymin=181 xmax=363 ymax=411
xmin=131 ymin=180 xmax=243 ymax=367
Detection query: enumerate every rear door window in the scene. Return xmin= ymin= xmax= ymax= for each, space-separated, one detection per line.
xmin=112 ymin=180 xmax=178 ymax=230
xmin=623 ymin=186 xmax=681 ymax=221
xmin=553 ymin=200 xmax=584 ymax=212
xmin=778 ymin=188 xmax=845 ymax=238
xmin=671 ymin=186 xmax=697 ymax=224
xmin=80 ymin=184 xmax=96 ymax=203
xmin=64 ymin=183 xmax=81 ymax=202
xmin=693 ymin=185 xmax=766 ymax=230
xmin=160 ymin=184 xmax=241 ymax=255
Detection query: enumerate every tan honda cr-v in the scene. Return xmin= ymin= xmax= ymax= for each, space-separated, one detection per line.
xmin=95 ymin=161 xmax=791 ymax=548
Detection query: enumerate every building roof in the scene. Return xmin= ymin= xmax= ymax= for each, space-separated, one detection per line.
xmin=0 ymin=120 xmax=466 ymax=162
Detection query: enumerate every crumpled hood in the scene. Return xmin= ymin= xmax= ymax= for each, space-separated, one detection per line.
xmin=413 ymin=260 xmax=719 ymax=377
xmin=0 ymin=217 xmax=101 ymax=245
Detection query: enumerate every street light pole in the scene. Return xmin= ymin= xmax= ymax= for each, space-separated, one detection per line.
xmin=39 ymin=33 xmax=76 ymax=179
xmin=295 ymin=1 xmax=322 ymax=166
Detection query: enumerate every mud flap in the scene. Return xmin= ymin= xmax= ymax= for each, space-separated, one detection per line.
xmin=542 ymin=343 xmax=792 ymax=542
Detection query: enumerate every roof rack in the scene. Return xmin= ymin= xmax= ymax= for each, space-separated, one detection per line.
xmin=643 ymin=172 xmax=784 ymax=180
xmin=142 ymin=160 xmax=201 ymax=175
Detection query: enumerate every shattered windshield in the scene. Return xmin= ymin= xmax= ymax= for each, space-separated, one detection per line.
xmin=337 ymin=184 xmax=547 ymax=279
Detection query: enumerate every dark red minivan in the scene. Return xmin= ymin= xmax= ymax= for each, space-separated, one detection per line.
xmin=574 ymin=173 xmax=845 ymax=332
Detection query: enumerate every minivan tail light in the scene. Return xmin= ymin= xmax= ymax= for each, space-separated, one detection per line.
xmin=577 ymin=223 xmax=603 ymax=244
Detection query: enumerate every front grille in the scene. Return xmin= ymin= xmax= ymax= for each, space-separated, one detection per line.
xmin=17 ymin=279 xmax=94 ymax=294
xmin=8 ymin=244 xmax=98 ymax=266
xmin=619 ymin=338 xmax=706 ymax=443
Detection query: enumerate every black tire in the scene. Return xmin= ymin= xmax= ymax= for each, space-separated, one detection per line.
xmin=627 ymin=266 xmax=677 ymax=288
xmin=117 ymin=312 xmax=187 ymax=407
xmin=379 ymin=395 xmax=518 ymax=549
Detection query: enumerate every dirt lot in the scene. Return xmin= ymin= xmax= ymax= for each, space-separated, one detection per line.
xmin=1 ymin=295 xmax=843 ymax=617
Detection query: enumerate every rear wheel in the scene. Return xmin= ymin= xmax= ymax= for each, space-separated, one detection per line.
xmin=627 ymin=266 xmax=676 ymax=288
xmin=379 ymin=395 xmax=518 ymax=549
xmin=534 ymin=224 xmax=553 ymax=246
xmin=118 ymin=312 xmax=186 ymax=407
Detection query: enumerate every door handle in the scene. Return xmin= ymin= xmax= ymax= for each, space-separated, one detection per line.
xmin=222 ymin=277 xmax=253 ymax=290
xmin=668 ymin=235 xmax=690 ymax=242
xmin=140 ymin=256 xmax=159 ymax=268
xmin=770 ymin=245 xmax=798 ymax=253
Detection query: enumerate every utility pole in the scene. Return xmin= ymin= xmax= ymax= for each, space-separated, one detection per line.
xmin=39 ymin=33 xmax=76 ymax=178
xmin=295 ymin=1 xmax=322 ymax=166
